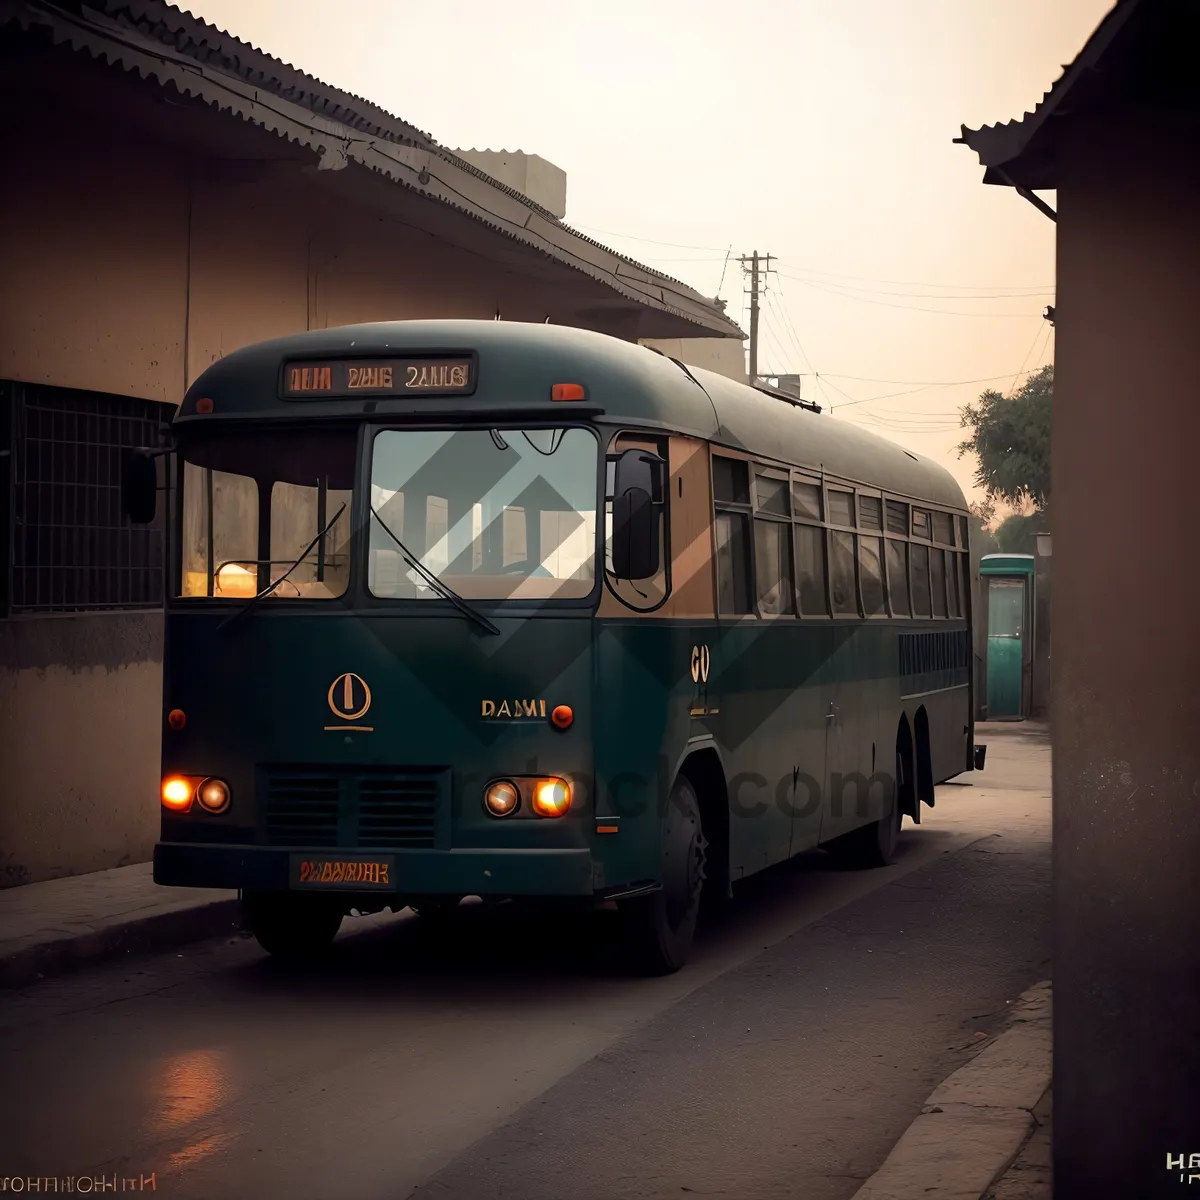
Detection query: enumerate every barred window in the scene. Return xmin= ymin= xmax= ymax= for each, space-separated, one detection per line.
xmin=5 ymin=381 xmax=172 ymax=613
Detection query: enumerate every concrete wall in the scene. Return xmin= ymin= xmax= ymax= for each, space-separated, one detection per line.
xmin=639 ymin=337 xmax=747 ymax=383
xmin=1052 ymin=112 xmax=1200 ymax=1193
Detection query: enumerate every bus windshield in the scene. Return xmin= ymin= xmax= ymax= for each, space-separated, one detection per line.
xmin=176 ymin=427 xmax=356 ymax=600
xmin=369 ymin=426 xmax=598 ymax=601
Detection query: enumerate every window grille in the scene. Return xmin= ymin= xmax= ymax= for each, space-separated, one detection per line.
xmin=5 ymin=380 xmax=172 ymax=613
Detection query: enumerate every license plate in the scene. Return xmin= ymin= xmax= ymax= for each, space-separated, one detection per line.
xmin=290 ymin=854 xmax=395 ymax=890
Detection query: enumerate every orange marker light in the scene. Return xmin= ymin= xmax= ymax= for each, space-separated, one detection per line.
xmin=532 ymin=778 xmax=571 ymax=818
xmin=167 ymin=708 xmax=187 ymax=731
xmin=551 ymin=704 xmax=574 ymax=730
xmin=161 ymin=775 xmax=195 ymax=812
xmin=551 ymin=383 xmax=586 ymax=403
xmin=195 ymin=397 xmax=215 ymax=414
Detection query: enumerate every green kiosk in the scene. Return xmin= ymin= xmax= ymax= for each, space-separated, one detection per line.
xmin=980 ymin=553 xmax=1035 ymax=720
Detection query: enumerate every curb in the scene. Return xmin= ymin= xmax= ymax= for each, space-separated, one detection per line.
xmin=0 ymin=897 xmax=245 ymax=989
xmin=851 ymin=980 xmax=1052 ymax=1200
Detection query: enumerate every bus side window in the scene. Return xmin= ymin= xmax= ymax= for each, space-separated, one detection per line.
xmin=752 ymin=470 xmax=794 ymax=616
xmin=713 ymin=456 xmax=753 ymax=615
xmin=857 ymin=495 xmax=886 ymax=616
xmin=826 ymin=487 xmax=857 ymax=616
xmin=792 ymin=479 xmax=828 ymax=617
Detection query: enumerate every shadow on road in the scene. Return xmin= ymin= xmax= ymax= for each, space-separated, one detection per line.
xmin=228 ymin=825 xmax=961 ymax=1000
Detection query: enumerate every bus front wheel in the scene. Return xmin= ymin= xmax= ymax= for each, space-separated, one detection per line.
xmin=620 ymin=775 xmax=707 ymax=976
xmin=242 ymin=891 xmax=344 ymax=961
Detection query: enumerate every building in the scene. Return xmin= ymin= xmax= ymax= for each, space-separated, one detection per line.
xmin=0 ymin=0 xmax=743 ymax=887
xmin=958 ymin=0 xmax=1199 ymax=1192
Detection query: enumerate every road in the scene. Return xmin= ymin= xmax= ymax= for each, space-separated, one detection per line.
xmin=0 ymin=723 xmax=1050 ymax=1200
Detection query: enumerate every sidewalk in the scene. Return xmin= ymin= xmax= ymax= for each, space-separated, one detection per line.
xmin=0 ymin=863 xmax=242 ymax=987
xmin=852 ymin=980 xmax=1052 ymax=1200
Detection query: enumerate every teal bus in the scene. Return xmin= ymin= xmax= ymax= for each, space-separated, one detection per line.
xmin=122 ymin=320 xmax=981 ymax=974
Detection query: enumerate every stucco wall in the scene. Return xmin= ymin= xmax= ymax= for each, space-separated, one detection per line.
xmin=0 ymin=615 xmax=163 ymax=887
xmin=0 ymin=113 xmax=622 ymax=886
xmin=640 ymin=337 xmax=747 ymax=383
xmin=1051 ymin=112 xmax=1200 ymax=1189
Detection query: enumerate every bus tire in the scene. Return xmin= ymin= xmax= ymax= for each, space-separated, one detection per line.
xmin=620 ymin=775 xmax=706 ymax=975
xmin=829 ymin=756 xmax=902 ymax=870
xmin=242 ymin=891 xmax=344 ymax=961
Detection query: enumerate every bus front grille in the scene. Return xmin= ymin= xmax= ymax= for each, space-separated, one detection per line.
xmin=357 ymin=776 xmax=438 ymax=848
xmin=265 ymin=775 xmax=340 ymax=847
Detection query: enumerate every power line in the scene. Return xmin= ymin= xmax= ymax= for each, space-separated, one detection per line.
xmin=781 ymin=274 xmax=1054 ymax=301
xmin=1009 ymin=320 xmax=1048 ymax=394
xmin=778 ymin=272 xmax=1045 ymax=318
xmin=775 ymin=260 xmax=1054 ymax=293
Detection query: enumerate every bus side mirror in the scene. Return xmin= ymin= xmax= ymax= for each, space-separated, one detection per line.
xmin=608 ymin=449 xmax=665 ymax=581
xmin=121 ymin=449 xmax=158 ymax=525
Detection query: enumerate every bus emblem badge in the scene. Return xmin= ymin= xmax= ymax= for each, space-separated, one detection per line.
xmin=690 ymin=645 xmax=711 ymax=684
xmin=326 ymin=672 xmax=373 ymax=730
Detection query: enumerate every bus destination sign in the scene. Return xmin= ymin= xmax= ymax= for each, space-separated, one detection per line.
xmin=283 ymin=358 xmax=474 ymax=398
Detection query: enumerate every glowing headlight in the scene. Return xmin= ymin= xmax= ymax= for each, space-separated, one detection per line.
xmin=161 ymin=776 xmax=195 ymax=812
xmin=531 ymin=778 xmax=571 ymax=818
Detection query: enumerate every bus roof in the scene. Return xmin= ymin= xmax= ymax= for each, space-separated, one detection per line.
xmin=181 ymin=319 xmax=968 ymax=511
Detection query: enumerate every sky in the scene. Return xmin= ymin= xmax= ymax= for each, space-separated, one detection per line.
xmin=181 ymin=0 xmax=1112 ymax=508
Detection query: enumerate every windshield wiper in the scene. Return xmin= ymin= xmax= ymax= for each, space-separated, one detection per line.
xmin=369 ymin=504 xmax=500 ymax=636
xmin=217 ymin=502 xmax=347 ymax=633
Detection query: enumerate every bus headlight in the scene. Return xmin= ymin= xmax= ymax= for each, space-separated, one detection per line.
xmin=484 ymin=780 xmax=520 ymax=817
xmin=196 ymin=778 xmax=231 ymax=813
xmin=161 ymin=775 xmax=196 ymax=812
xmin=531 ymin=778 xmax=571 ymax=818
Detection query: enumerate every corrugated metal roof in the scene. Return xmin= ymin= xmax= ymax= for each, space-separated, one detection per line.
xmin=955 ymin=0 xmax=1144 ymax=189
xmin=3 ymin=0 xmax=744 ymax=339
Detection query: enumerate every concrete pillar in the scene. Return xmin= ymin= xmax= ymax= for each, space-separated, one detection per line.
xmin=1053 ymin=115 xmax=1200 ymax=1197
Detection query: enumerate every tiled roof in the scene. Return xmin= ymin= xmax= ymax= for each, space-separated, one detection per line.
xmin=955 ymin=0 xmax=1144 ymax=189
xmin=3 ymin=0 xmax=744 ymax=339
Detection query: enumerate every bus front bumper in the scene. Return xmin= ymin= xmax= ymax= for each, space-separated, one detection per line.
xmin=153 ymin=842 xmax=596 ymax=898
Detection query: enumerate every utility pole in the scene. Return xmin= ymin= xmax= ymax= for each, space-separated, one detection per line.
xmin=738 ymin=251 xmax=774 ymax=383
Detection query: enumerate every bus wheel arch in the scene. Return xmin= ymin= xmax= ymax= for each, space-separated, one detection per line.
xmin=678 ymin=747 xmax=731 ymax=905
xmin=896 ymin=716 xmax=918 ymax=824
xmin=913 ymin=705 xmax=935 ymax=808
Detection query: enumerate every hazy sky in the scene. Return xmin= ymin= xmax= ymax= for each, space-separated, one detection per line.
xmin=182 ymin=0 xmax=1111 ymax=505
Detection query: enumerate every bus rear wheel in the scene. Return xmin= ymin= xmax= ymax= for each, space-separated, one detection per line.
xmin=242 ymin=891 xmax=344 ymax=961
xmin=829 ymin=756 xmax=903 ymax=869
xmin=620 ymin=775 xmax=707 ymax=976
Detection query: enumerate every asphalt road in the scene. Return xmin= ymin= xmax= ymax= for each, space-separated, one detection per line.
xmin=0 ymin=724 xmax=1050 ymax=1200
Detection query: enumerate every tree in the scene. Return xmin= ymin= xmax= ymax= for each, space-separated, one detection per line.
xmin=968 ymin=499 xmax=1000 ymax=556
xmin=994 ymin=512 xmax=1042 ymax=555
xmin=958 ymin=364 xmax=1052 ymax=512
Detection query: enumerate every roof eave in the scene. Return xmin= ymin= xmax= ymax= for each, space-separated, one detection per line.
xmin=955 ymin=0 xmax=1145 ymax=192
xmin=5 ymin=0 xmax=742 ymax=340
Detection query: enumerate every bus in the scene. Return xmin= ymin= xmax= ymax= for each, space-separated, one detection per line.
xmin=122 ymin=319 xmax=981 ymax=975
